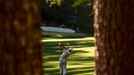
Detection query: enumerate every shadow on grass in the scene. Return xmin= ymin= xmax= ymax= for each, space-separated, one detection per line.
xmin=68 ymin=56 xmax=94 ymax=61
xmin=42 ymin=40 xmax=94 ymax=49
xmin=67 ymin=66 xmax=94 ymax=75
xmin=43 ymin=66 xmax=94 ymax=75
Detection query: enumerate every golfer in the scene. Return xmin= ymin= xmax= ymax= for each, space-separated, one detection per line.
xmin=59 ymin=43 xmax=73 ymax=75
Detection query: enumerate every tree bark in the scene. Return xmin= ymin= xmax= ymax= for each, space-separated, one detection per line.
xmin=94 ymin=0 xmax=134 ymax=75
xmin=0 ymin=0 xmax=42 ymax=75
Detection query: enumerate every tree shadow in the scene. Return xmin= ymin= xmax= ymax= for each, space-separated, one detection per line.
xmin=43 ymin=66 xmax=94 ymax=75
xmin=67 ymin=66 xmax=94 ymax=75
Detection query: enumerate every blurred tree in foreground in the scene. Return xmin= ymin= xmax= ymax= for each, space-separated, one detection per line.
xmin=0 ymin=0 xmax=42 ymax=75
xmin=94 ymin=0 xmax=134 ymax=75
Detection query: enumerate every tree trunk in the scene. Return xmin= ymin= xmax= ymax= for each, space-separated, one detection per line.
xmin=94 ymin=0 xmax=134 ymax=75
xmin=0 ymin=0 xmax=42 ymax=75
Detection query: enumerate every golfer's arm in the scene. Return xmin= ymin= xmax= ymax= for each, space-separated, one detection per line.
xmin=59 ymin=43 xmax=68 ymax=51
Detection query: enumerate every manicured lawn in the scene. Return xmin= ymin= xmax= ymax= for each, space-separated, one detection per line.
xmin=41 ymin=32 xmax=95 ymax=75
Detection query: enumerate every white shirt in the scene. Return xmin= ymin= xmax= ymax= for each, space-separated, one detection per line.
xmin=59 ymin=48 xmax=72 ymax=63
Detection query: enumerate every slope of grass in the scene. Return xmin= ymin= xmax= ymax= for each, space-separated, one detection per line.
xmin=41 ymin=32 xmax=95 ymax=75
xmin=41 ymin=31 xmax=90 ymax=38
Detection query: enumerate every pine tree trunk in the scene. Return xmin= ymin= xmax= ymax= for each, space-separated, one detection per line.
xmin=94 ymin=0 xmax=134 ymax=75
xmin=0 ymin=0 xmax=42 ymax=75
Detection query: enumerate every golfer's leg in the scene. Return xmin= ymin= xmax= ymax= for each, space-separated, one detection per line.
xmin=63 ymin=62 xmax=67 ymax=75
xmin=60 ymin=62 xmax=64 ymax=75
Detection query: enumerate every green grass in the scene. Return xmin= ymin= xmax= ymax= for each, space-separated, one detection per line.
xmin=41 ymin=31 xmax=90 ymax=38
xmin=41 ymin=31 xmax=95 ymax=75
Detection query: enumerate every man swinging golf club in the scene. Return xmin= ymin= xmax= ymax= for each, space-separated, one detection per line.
xmin=59 ymin=43 xmax=73 ymax=75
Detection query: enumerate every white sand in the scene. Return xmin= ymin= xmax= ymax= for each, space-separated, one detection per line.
xmin=40 ymin=26 xmax=75 ymax=33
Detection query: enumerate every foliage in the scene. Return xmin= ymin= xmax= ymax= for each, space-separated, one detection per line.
xmin=46 ymin=0 xmax=62 ymax=6
xmin=40 ymin=0 xmax=94 ymax=34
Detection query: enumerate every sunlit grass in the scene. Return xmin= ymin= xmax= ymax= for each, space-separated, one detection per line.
xmin=41 ymin=37 xmax=95 ymax=42
xmin=41 ymin=32 xmax=95 ymax=75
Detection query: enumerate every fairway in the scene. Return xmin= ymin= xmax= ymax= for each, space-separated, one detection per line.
xmin=42 ymin=36 xmax=95 ymax=75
